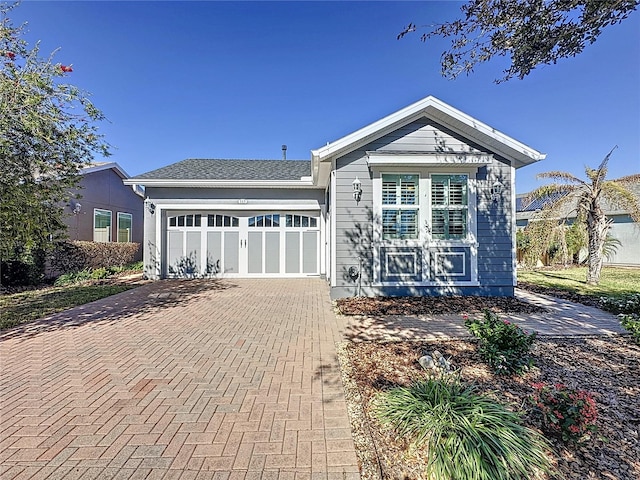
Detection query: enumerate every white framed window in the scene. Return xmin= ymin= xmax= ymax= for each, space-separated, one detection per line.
xmin=430 ymin=174 xmax=468 ymax=240
xmin=117 ymin=212 xmax=133 ymax=242
xmin=168 ymin=214 xmax=203 ymax=227
xmin=94 ymin=209 xmax=112 ymax=242
xmin=381 ymin=174 xmax=419 ymax=240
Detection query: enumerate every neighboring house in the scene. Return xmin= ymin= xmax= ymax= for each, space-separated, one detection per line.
xmin=516 ymin=186 xmax=640 ymax=266
xmin=65 ymin=162 xmax=144 ymax=250
xmin=126 ymin=96 xmax=546 ymax=298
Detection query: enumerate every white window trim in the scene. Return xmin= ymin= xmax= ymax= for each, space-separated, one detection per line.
xmin=372 ymin=165 xmax=480 ymax=286
xmin=117 ymin=212 xmax=133 ymax=243
xmin=93 ymin=208 xmax=112 ymax=243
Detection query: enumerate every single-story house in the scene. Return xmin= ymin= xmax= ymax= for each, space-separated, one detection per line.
xmin=126 ymin=96 xmax=546 ymax=298
xmin=65 ymin=162 xmax=144 ymax=249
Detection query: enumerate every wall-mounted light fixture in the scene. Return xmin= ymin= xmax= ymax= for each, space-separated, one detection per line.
xmin=352 ymin=176 xmax=362 ymax=203
xmin=71 ymin=200 xmax=82 ymax=214
xmin=491 ymin=180 xmax=504 ymax=202
xmin=144 ymin=197 xmax=156 ymax=215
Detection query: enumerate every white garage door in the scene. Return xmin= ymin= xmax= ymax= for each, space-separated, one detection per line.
xmin=166 ymin=212 xmax=320 ymax=277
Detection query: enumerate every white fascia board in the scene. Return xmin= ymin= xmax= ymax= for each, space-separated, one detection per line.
xmin=310 ymin=95 xmax=546 ymax=168
xmin=83 ymin=162 xmax=130 ymax=179
xmin=123 ymin=179 xmax=315 ymax=188
xmin=154 ymin=200 xmax=321 ymax=211
xmin=366 ymin=151 xmax=494 ymax=167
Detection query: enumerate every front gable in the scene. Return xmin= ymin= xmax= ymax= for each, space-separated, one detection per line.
xmin=323 ymin=97 xmax=545 ymax=298
xmin=311 ymin=96 xmax=544 ymax=181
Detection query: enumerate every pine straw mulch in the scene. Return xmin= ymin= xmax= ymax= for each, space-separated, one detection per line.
xmin=338 ymin=336 xmax=640 ymax=480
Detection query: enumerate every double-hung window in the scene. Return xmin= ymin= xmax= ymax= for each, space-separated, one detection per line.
xmin=431 ymin=174 xmax=468 ymax=240
xmin=381 ymin=174 xmax=419 ymax=240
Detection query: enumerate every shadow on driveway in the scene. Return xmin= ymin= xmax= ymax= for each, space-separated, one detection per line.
xmin=0 ymin=278 xmax=237 ymax=343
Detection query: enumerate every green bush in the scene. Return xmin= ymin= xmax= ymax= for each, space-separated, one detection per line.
xmin=599 ymin=293 xmax=640 ymax=315
xmin=54 ymin=269 xmax=92 ymax=286
xmin=53 ymin=261 xmax=142 ymax=287
xmin=465 ymin=310 xmax=537 ymax=375
xmin=49 ymin=241 xmax=140 ymax=277
xmin=1 ymin=248 xmax=47 ymax=286
xmin=375 ymin=376 xmax=552 ymax=480
xmin=530 ymin=382 xmax=598 ymax=444
xmin=620 ymin=314 xmax=640 ymax=344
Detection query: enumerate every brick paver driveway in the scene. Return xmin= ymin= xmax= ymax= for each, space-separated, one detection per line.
xmin=1 ymin=279 xmax=360 ymax=480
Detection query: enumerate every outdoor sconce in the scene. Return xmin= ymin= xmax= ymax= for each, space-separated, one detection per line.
xmin=71 ymin=202 xmax=81 ymax=214
xmin=491 ymin=180 xmax=504 ymax=202
xmin=144 ymin=197 xmax=156 ymax=215
xmin=352 ymin=176 xmax=362 ymax=203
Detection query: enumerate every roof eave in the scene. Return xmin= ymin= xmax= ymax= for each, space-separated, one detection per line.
xmin=123 ymin=179 xmax=318 ymax=189
xmin=82 ymin=162 xmax=130 ymax=179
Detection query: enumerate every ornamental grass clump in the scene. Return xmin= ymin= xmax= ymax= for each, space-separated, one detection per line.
xmin=374 ymin=375 xmax=552 ymax=480
xmin=530 ymin=382 xmax=598 ymax=444
xmin=465 ymin=309 xmax=537 ymax=374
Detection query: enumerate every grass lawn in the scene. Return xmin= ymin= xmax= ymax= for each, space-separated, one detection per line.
xmin=0 ymin=283 xmax=136 ymax=331
xmin=517 ymin=266 xmax=640 ymax=298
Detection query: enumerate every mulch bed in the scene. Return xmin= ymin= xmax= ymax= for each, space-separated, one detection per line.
xmin=336 ymin=294 xmax=547 ymax=316
xmin=339 ymin=336 xmax=640 ymax=480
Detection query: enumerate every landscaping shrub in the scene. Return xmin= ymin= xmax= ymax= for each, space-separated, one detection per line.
xmin=465 ymin=310 xmax=537 ymax=375
xmin=620 ymin=314 xmax=640 ymax=344
xmin=54 ymin=269 xmax=93 ymax=286
xmin=530 ymin=382 xmax=598 ymax=444
xmin=0 ymin=249 xmax=47 ymax=286
xmin=375 ymin=375 xmax=552 ymax=480
xmin=599 ymin=293 xmax=640 ymax=315
xmin=49 ymin=241 xmax=140 ymax=276
xmin=53 ymin=262 xmax=142 ymax=287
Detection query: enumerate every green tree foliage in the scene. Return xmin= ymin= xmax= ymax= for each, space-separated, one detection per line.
xmin=0 ymin=2 xmax=109 ymax=268
xmin=525 ymin=147 xmax=640 ymax=285
xmin=398 ymin=0 xmax=639 ymax=82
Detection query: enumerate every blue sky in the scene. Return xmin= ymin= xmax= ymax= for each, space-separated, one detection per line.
xmin=11 ymin=1 xmax=640 ymax=193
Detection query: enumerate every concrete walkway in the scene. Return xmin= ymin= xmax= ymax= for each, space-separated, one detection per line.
xmin=0 ymin=279 xmax=360 ymax=480
xmin=339 ymin=288 xmax=626 ymax=342
xmin=0 ymin=279 xmax=627 ymax=480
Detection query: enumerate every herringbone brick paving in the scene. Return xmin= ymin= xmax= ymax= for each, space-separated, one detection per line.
xmin=0 ymin=279 xmax=360 ymax=480
xmin=1 ymin=278 xmax=626 ymax=480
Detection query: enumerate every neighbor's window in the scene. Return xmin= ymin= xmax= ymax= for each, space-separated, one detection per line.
xmin=431 ymin=174 xmax=468 ymax=240
xmin=381 ymin=174 xmax=419 ymax=240
xmin=94 ymin=209 xmax=112 ymax=242
xmin=117 ymin=212 xmax=133 ymax=242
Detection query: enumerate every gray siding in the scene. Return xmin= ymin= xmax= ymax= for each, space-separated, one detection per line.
xmin=148 ymin=187 xmax=324 ymax=203
xmin=332 ymin=118 xmax=515 ymax=298
xmin=64 ymin=168 xmax=144 ymax=247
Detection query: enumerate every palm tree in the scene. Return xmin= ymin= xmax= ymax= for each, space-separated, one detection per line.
xmin=525 ymin=147 xmax=640 ymax=285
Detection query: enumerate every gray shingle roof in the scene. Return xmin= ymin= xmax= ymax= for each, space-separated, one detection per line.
xmin=132 ymin=159 xmax=311 ymax=181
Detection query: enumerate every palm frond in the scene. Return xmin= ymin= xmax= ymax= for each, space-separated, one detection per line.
xmin=524 ymin=185 xmax=580 ymax=221
xmin=536 ymin=171 xmax=584 ymax=185
xmin=589 ymin=146 xmax=617 ymax=187
xmin=523 ymin=184 xmax=574 ymax=206
xmin=614 ymin=173 xmax=640 ymax=184
xmin=602 ymin=181 xmax=640 ymax=221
